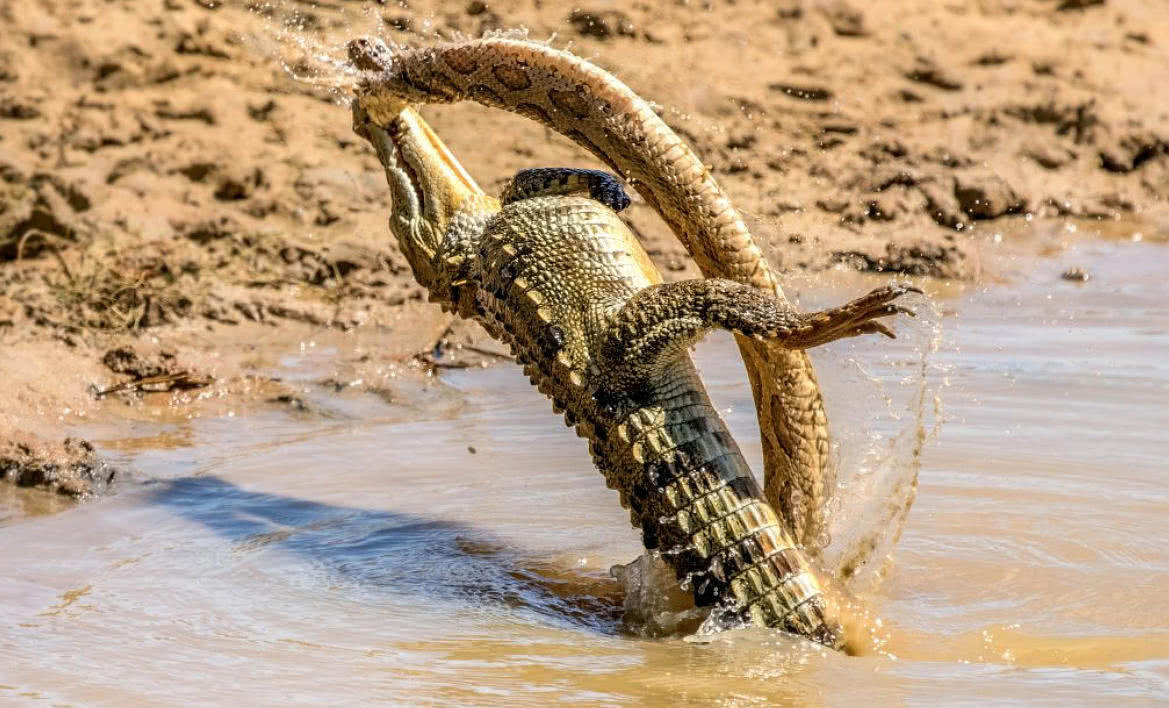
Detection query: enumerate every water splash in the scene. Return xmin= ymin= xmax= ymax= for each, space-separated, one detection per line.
xmin=232 ymin=1 xmax=537 ymax=103
xmin=820 ymin=297 xmax=948 ymax=588
xmin=231 ymin=1 xmax=394 ymax=102
xmin=609 ymin=551 xmax=706 ymax=638
xmin=614 ymin=284 xmax=948 ymax=636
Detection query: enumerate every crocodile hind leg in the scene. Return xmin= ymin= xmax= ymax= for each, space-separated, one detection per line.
xmin=599 ymin=280 xmax=919 ymax=394
xmin=501 ymin=168 xmax=632 ymax=213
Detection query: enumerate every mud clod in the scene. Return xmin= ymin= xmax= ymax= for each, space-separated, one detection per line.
xmin=954 ymin=174 xmax=1026 ymax=220
xmin=0 ymin=435 xmax=117 ymax=499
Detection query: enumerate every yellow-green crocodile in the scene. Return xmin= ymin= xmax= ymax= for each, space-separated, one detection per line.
xmin=348 ymin=37 xmax=918 ymax=650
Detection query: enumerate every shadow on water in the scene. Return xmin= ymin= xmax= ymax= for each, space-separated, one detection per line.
xmin=146 ymin=476 xmax=625 ymax=633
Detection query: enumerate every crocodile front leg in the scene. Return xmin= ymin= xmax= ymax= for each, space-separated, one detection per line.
xmin=598 ymin=281 xmax=918 ymax=395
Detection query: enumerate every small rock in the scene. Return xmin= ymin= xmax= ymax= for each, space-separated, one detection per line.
xmin=818 ymin=0 xmax=867 ymax=37
xmin=833 ymin=240 xmax=965 ymax=278
xmin=0 ymin=98 xmax=41 ymax=119
xmin=776 ymin=0 xmax=803 ymax=19
xmin=213 ymin=167 xmax=265 ymax=201
xmin=174 ymin=215 xmax=239 ymax=244
xmin=1061 ymin=266 xmax=1090 ymax=282
xmin=1098 ymin=132 xmax=1167 ymax=173
xmin=247 ymin=99 xmax=277 ymax=122
xmin=726 ymin=133 xmax=757 ymax=150
xmin=918 ymin=181 xmax=963 ymax=228
xmin=102 ymin=347 xmax=172 ymax=379
xmin=953 ymin=173 xmax=1025 ymax=219
xmin=816 ymin=197 xmax=849 ymax=214
xmin=568 ymin=9 xmax=636 ymax=39
xmin=768 ymin=82 xmax=834 ymax=101
xmin=1056 ymin=0 xmax=1105 ymax=11
xmin=905 ymin=59 xmax=964 ymax=91
xmin=0 ymin=435 xmax=117 ymax=499
xmin=1022 ymin=142 xmax=1075 ymax=169
xmin=864 ymin=194 xmax=901 ymax=221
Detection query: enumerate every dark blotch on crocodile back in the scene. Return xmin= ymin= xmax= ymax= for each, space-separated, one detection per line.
xmin=645 ymin=459 xmax=666 ymax=486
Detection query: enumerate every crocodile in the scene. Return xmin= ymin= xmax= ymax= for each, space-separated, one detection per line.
xmin=348 ymin=37 xmax=919 ymax=649
xmin=348 ymin=36 xmax=840 ymax=551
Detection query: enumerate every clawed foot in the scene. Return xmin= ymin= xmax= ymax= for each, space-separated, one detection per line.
xmin=785 ymin=283 xmax=922 ymax=349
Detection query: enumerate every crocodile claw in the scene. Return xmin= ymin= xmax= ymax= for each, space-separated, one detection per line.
xmin=785 ymin=283 xmax=923 ymax=349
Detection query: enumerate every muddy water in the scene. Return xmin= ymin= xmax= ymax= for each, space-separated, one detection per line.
xmin=3 ymin=240 xmax=1168 ymax=705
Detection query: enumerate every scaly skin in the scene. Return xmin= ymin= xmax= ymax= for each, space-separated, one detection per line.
xmin=348 ymin=38 xmax=919 ymax=649
xmin=349 ymin=36 xmax=836 ymax=549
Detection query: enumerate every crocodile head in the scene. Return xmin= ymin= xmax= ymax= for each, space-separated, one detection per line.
xmin=349 ymin=39 xmax=499 ymax=312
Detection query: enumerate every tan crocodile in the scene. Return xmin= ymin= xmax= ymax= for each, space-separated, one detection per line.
xmin=348 ymin=36 xmax=839 ymax=550
xmin=348 ymin=37 xmax=918 ymax=649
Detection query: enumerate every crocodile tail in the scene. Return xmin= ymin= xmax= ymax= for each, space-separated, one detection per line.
xmin=352 ymin=36 xmax=834 ymax=548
